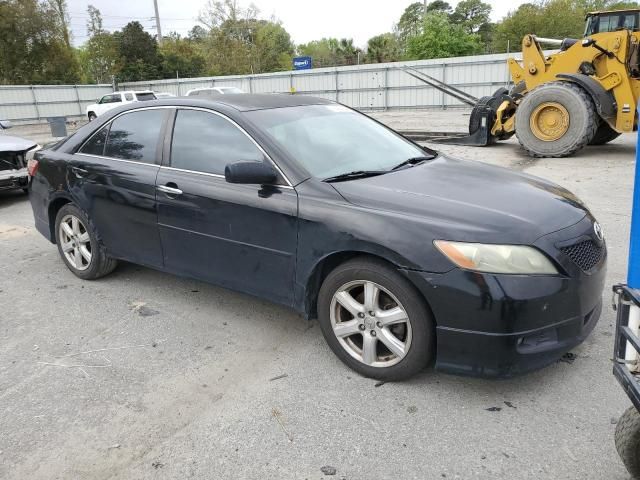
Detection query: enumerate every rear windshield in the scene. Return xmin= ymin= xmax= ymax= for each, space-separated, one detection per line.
xmin=135 ymin=92 xmax=156 ymax=101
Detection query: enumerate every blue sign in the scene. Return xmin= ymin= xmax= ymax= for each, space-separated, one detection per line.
xmin=293 ymin=56 xmax=313 ymax=70
xmin=629 ymin=107 xmax=640 ymax=287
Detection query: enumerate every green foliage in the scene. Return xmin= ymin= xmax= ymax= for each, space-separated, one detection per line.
xmin=406 ymin=12 xmax=483 ymax=59
xmin=365 ymin=34 xmax=402 ymax=64
xmin=113 ymin=21 xmax=162 ymax=82
xmin=492 ymin=0 xmax=640 ymax=53
xmin=0 ymin=0 xmax=80 ymax=84
xmin=450 ymin=0 xmax=492 ymax=33
xmin=297 ymin=38 xmax=362 ymax=67
xmin=427 ymin=1 xmax=452 ymax=13
xmin=160 ymin=33 xmax=206 ymax=78
xmin=397 ymin=2 xmax=425 ymax=45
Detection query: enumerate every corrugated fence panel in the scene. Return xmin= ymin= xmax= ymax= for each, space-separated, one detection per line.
xmin=3 ymin=52 xmax=553 ymax=122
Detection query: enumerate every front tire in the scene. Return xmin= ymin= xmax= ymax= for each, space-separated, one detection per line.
xmin=615 ymin=406 xmax=640 ymax=479
xmin=515 ymin=82 xmax=598 ymax=158
xmin=317 ymin=257 xmax=434 ymax=381
xmin=54 ymin=203 xmax=117 ymax=280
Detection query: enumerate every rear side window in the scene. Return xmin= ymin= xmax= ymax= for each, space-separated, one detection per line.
xmin=135 ymin=92 xmax=156 ymax=101
xmin=104 ymin=109 xmax=166 ymax=163
xmin=109 ymin=94 xmax=122 ymax=103
xmin=124 ymin=93 xmax=134 ymax=101
xmin=79 ymin=126 xmax=109 ymax=156
xmin=170 ymin=109 xmax=263 ymax=175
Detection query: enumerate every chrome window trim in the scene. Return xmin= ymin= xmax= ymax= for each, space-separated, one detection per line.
xmin=172 ymin=106 xmax=293 ymax=187
xmin=76 ymin=105 xmax=294 ymax=188
xmin=75 ymin=152 xmax=160 ymax=168
xmin=158 ymin=165 xmax=294 ymax=190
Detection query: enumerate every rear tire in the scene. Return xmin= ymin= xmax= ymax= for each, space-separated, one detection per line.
xmin=615 ymin=406 xmax=640 ymax=479
xmin=589 ymin=121 xmax=621 ymax=145
xmin=515 ymin=81 xmax=598 ymax=158
xmin=54 ymin=203 xmax=117 ymax=280
xmin=317 ymin=257 xmax=434 ymax=381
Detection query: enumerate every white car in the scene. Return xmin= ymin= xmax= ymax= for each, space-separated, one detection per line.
xmin=185 ymin=87 xmax=244 ymax=97
xmin=86 ymin=91 xmax=157 ymax=121
xmin=154 ymin=92 xmax=175 ymax=99
xmin=0 ymin=121 xmax=40 ymax=193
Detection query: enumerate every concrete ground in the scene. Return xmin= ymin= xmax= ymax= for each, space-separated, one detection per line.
xmin=0 ymin=110 xmax=635 ymax=479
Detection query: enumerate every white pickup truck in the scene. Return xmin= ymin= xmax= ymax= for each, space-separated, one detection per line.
xmin=86 ymin=91 xmax=157 ymax=121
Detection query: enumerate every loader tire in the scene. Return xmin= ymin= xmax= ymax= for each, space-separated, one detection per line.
xmin=589 ymin=121 xmax=621 ymax=145
xmin=515 ymin=81 xmax=598 ymax=158
xmin=615 ymin=406 xmax=640 ymax=479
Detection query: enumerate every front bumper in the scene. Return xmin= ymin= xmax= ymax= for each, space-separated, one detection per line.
xmin=0 ymin=168 xmax=28 ymax=191
xmin=404 ymin=215 xmax=607 ymax=378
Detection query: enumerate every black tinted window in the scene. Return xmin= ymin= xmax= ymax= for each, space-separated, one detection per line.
xmin=104 ymin=110 xmax=166 ymax=163
xmin=136 ymin=92 xmax=156 ymax=101
xmin=80 ymin=125 xmax=109 ymax=156
xmin=171 ymin=109 xmax=263 ymax=175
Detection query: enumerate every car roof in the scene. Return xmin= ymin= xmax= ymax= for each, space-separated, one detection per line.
xmin=157 ymin=94 xmax=335 ymax=112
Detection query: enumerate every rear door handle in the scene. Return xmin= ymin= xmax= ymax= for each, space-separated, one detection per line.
xmin=71 ymin=166 xmax=88 ymax=178
xmin=157 ymin=184 xmax=183 ymax=196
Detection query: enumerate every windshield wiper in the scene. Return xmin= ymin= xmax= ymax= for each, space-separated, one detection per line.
xmin=391 ymin=155 xmax=436 ymax=171
xmin=323 ymin=170 xmax=388 ymax=183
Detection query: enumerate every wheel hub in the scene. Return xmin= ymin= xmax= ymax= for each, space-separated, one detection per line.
xmin=330 ymin=280 xmax=412 ymax=368
xmin=530 ymin=102 xmax=570 ymax=141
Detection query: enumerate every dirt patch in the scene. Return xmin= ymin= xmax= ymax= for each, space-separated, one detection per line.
xmin=0 ymin=224 xmax=32 ymax=239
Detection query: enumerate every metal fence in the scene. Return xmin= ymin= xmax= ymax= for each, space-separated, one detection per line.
xmin=0 ymin=52 xmax=518 ymax=124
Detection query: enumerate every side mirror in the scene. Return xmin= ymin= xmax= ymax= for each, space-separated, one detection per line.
xmin=582 ymin=38 xmax=595 ymax=47
xmin=225 ymin=161 xmax=278 ymax=185
xmin=0 ymin=120 xmax=12 ymax=130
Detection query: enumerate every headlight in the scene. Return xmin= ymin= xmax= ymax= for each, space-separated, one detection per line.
xmin=434 ymin=240 xmax=558 ymax=275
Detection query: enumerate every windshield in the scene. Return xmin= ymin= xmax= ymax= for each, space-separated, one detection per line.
xmin=246 ymin=105 xmax=432 ymax=179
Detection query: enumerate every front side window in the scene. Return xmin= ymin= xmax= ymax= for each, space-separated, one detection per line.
xmin=79 ymin=126 xmax=109 ymax=156
xmin=104 ymin=109 xmax=166 ymax=163
xmin=246 ymin=104 xmax=429 ymax=179
xmin=170 ymin=109 xmax=263 ymax=175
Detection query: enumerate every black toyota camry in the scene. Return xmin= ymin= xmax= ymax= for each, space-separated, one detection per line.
xmin=28 ymin=95 xmax=606 ymax=380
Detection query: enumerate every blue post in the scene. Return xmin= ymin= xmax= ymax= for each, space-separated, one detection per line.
xmin=630 ymin=114 xmax=640 ymax=289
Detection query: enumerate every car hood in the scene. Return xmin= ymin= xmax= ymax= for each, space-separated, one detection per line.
xmin=0 ymin=133 xmax=37 ymax=152
xmin=330 ymin=155 xmax=588 ymax=244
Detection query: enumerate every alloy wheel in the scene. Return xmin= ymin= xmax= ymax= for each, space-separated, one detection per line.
xmin=330 ymin=280 xmax=412 ymax=368
xmin=58 ymin=214 xmax=92 ymax=271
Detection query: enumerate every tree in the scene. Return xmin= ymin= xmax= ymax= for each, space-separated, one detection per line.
xmin=491 ymin=0 xmax=640 ymax=53
xmin=253 ymin=21 xmax=294 ymax=72
xmin=450 ymin=0 xmax=492 ymax=34
xmin=0 ymin=0 xmax=80 ymax=84
xmin=79 ymin=5 xmax=118 ymax=83
xmin=47 ymin=0 xmax=72 ymax=48
xmin=366 ymin=33 xmax=401 ymax=64
xmin=407 ymin=12 xmax=482 ymax=59
xmin=397 ymin=2 xmax=425 ymax=45
xmin=114 ymin=21 xmax=162 ymax=81
xmin=160 ymin=33 xmax=206 ymax=78
xmin=427 ymin=1 xmax=452 ymax=13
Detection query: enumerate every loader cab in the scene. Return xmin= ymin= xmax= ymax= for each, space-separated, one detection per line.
xmin=585 ymin=10 xmax=640 ymax=35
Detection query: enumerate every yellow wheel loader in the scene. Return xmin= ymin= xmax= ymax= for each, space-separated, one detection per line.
xmin=406 ymin=9 xmax=640 ymax=157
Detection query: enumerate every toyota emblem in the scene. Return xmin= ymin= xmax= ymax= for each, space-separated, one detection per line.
xmin=593 ymin=221 xmax=604 ymax=242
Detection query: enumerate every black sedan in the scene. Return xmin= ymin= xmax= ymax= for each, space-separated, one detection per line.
xmin=28 ymin=95 xmax=606 ymax=380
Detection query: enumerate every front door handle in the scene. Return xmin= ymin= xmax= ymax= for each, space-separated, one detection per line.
xmin=157 ymin=184 xmax=183 ymax=196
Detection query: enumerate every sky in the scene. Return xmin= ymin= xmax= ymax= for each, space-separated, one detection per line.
xmin=67 ymin=0 xmax=528 ymax=47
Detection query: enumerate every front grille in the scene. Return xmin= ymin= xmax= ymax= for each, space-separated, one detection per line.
xmin=560 ymin=240 xmax=604 ymax=272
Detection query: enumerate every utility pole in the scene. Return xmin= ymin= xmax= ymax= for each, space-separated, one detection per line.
xmin=153 ymin=0 xmax=163 ymax=45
